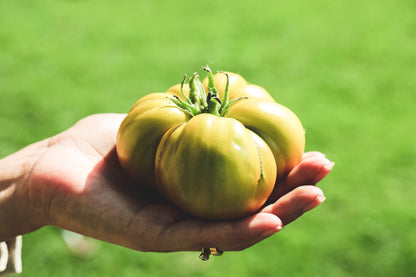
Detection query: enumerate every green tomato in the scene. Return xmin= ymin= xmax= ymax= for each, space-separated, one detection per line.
xmin=116 ymin=67 xmax=305 ymax=220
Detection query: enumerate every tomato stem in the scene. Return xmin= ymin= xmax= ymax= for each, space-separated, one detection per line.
xmin=220 ymin=96 xmax=248 ymax=116
xmin=173 ymin=66 xmax=242 ymax=117
xmin=189 ymin=73 xmax=208 ymax=112
xmin=180 ymin=74 xmax=192 ymax=104
xmin=169 ymin=95 xmax=200 ymax=116
xmin=188 ymin=73 xmax=200 ymax=106
xmin=204 ymin=66 xmax=224 ymax=116
xmin=218 ymin=72 xmax=230 ymax=114
xmin=207 ymin=93 xmax=221 ymax=116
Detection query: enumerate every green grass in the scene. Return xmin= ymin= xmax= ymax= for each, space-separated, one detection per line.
xmin=1 ymin=0 xmax=415 ymax=276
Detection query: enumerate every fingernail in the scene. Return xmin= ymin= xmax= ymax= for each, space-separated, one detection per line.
xmin=313 ymin=159 xmax=335 ymax=183
xmin=317 ymin=195 xmax=327 ymax=203
xmin=261 ymin=225 xmax=283 ymax=238
xmin=302 ymin=195 xmax=326 ymax=213
xmin=324 ymin=160 xmax=335 ymax=170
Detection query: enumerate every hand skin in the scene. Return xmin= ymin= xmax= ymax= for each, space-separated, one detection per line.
xmin=0 ymin=113 xmax=334 ymax=252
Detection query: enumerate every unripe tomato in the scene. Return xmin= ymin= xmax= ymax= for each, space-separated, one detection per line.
xmin=116 ymin=67 xmax=305 ymax=220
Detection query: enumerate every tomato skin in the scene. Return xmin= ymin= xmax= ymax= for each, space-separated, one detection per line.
xmin=230 ymin=84 xmax=275 ymax=102
xmin=155 ymin=113 xmax=276 ymax=220
xmin=225 ymin=99 xmax=305 ymax=179
xmin=129 ymin=92 xmax=175 ymax=113
xmin=117 ymin=97 xmax=191 ymax=187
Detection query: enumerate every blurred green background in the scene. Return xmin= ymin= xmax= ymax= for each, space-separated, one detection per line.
xmin=1 ymin=0 xmax=415 ymax=276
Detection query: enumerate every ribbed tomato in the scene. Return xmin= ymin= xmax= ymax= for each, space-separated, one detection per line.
xmin=116 ymin=67 xmax=305 ymax=220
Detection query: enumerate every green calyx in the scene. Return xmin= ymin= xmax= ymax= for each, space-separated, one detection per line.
xmin=169 ymin=66 xmax=247 ymax=117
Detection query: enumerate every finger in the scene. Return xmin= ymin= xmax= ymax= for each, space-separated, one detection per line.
xmin=262 ymin=186 xmax=326 ymax=225
xmin=200 ymin=213 xmax=284 ymax=251
xmin=285 ymin=154 xmax=334 ymax=186
xmin=270 ymin=152 xmax=334 ymax=200
xmin=150 ymin=212 xmax=283 ymax=252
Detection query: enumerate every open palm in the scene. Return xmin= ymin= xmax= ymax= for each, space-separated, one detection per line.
xmin=27 ymin=114 xmax=333 ymax=253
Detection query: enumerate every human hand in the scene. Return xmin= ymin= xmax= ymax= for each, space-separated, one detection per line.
xmin=1 ymin=114 xmax=334 ymax=253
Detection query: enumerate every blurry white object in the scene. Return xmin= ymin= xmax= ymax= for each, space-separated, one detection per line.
xmin=0 ymin=236 xmax=22 ymax=275
xmin=61 ymin=230 xmax=99 ymax=258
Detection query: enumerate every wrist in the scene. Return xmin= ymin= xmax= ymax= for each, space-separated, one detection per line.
xmin=0 ymin=139 xmax=50 ymax=240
